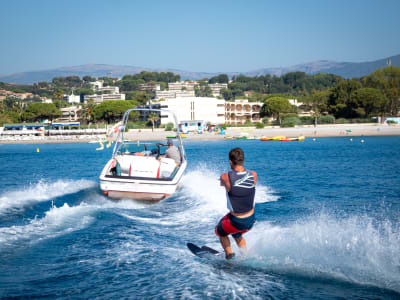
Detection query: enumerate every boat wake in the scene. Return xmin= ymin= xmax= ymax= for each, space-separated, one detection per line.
xmin=0 ymin=180 xmax=152 ymax=252
xmin=0 ymin=179 xmax=96 ymax=217
xmin=0 ymin=202 xmax=94 ymax=251
xmin=245 ymin=211 xmax=400 ymax=293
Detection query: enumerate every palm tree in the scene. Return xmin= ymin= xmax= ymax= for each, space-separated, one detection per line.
xmin=80 ymin=100 xmax=96 ymax=125
xmin=147 ymin=112 xmax=160 ymax=132
xmin=53 ymin=89 xmax=64 ymax=108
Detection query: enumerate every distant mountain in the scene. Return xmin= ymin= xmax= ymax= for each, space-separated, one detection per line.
xmin=248 ymin=54 xmax=400 ymax=78
xmin=0 ymin=55 xmax=399 ymax=84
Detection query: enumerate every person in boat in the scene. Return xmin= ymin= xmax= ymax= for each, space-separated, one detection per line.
xmin=216 ymin=147 xmax=257 ymax=260
xmin=164 ymin=139 xmax=181 ymax=165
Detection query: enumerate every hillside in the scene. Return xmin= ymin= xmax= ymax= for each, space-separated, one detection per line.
xmin=0 ymin=54 xmax=399 ymax=84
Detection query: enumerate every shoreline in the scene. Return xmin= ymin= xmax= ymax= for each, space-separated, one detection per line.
xmin=1 ymin=124 xmax=399 ymax=144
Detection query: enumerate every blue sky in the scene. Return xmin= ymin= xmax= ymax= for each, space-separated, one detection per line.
xmin=0 ymin=0 xmax=399 ymax=74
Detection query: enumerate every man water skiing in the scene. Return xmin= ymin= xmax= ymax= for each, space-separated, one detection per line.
xmin=216 ymin=147 xmax=257 ymax=260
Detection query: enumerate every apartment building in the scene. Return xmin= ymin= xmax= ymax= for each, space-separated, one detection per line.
xmin=225 ymin=99 xmax=263 ymax=124
xmin=168 ymin=81 xmax=197 ymax=91
xmin=137 ymin=83 xmax=161 ymax=91
xmin=155 ymin=89 xmax=195 ymax=100
xmin=58 ymin=106 xmax=82 ymax=122
xmin=90 ymin=80 xmax=120 ymax=94
xmin=84 ymin=93 xmax=125 ymax=104
xmin=208 ymin=83 xmax=228 ymax=97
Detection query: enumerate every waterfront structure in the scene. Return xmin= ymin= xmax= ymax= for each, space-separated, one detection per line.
xmin=153 ymin=97 xmax=225 ymax=125
xmin=225 ymin=99 xmax=263 ymax=124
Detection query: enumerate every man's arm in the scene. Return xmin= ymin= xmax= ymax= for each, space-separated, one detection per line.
xmin=252 ymin=171 xmax=257 ymax=185
xmin=220 ymin=173 xmax=231 ymax=192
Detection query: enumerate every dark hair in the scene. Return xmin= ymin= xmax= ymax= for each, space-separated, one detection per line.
xmin=167 ymin=139 xmax=173 ymax=146
xmin=229 ymin=148 xmax=244 ymax=166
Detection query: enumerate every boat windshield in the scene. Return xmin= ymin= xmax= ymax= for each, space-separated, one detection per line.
xmin=116 ymin=142 xmax=167 ymax=157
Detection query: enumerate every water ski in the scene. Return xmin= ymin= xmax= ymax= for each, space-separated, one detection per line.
xmin=187 ymin=243 xmax=220 ymax=258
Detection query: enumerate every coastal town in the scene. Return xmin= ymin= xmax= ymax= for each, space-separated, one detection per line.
xmin=1 ymin=67 xmax=400 ymax=143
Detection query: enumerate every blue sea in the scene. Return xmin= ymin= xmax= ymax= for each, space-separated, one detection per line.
xmin=0 ymin=137 xmax=399 ymax=299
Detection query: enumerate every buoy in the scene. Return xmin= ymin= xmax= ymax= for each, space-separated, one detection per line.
xmin=350 ymin=138 xmax=353 ymax=142
xmin=96 ymin=141 xmax=104 ymax=151
xmin=361 ymin=139 xmax=364 ymax=143
xmin=36 ymin=148 xmax=40 ymax=153
xmin=313 ymin=138 xmax=316 ymax=141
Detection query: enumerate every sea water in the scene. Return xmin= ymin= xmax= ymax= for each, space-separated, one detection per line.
xmin=0 ymin=137 xmax=399 ymax=299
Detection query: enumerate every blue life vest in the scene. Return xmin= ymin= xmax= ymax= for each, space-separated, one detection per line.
xmin=226 ymin=169 xmax=255 ymax=213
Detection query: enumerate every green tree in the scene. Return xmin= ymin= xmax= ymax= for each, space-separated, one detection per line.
xmin=21 ymin=103 xmax=61 ymax=122
xmin=147 ymin=112 xmax=160 ymax=132
xmin=221 ymin=88 xmax=233 ymax=100
xmin=195 ymin=85 xmax=213 ymax=97
xmin=91 ymin=100 xmax=137 ymax=124
xmin=328 ymin=79 xmax=362 ymax=118
xmin=363 ymin=66 xmax=400 ymax=116
xmin=0 ymin=111 xmax=20 ymax=126
xmin=53 ymin=89 xmax=64 ymax=108
xmin=350 ymin=87 xmax=388 ymax=119
xmin=307 ymin=90 xmax=330 ymax=126
xmin=209 ymin=74 xmax=229 ymax=84
xmin=261 ymin=97 xmax=292 ymax=125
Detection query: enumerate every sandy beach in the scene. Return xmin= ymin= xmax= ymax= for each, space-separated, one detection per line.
xmin=1 ymin=123 xmax=399 ymax=144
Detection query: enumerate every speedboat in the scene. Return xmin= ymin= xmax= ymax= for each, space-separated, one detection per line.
xmin=99 ymin=108 xmax=187 ymax=201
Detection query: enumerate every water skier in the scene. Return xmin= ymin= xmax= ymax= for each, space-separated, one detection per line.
xmin=216 ymin=147 xmax=257 ymax=260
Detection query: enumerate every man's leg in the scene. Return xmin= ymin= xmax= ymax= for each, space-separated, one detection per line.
xmin=233 ymin=236 xmax=247 ymax=253
xmin=219 ymin=236 xmax=232 ymax=256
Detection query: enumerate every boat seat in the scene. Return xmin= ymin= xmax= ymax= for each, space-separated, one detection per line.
xmin=115 ymin=155 xmax=176 ymax=178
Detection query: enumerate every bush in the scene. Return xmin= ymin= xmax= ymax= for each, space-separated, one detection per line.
xmin=280 ymin=119 xmax=295 ymax=128
xmin=299 ymin=116 xmax=313 ymax=125
xmin=281 ymin=113 xmax=298 ymax=120
xmin=318 ymin=115 xmax=335 ymax=124
xmin=165 ymin=122 xmax=174 ymax=131
xmin=126 ymin=121 xmax=148 ymax=129
xmin=262 ymin=117 xmax=269 ymax=124
xmin=271 ymin=120 xmax=280 ymax=126
xmin=352 ymin=118 xmax=376 ymax=123
xmin=284 ymin=117 xmax=302 ymax=126
xmin=336 ymin=118 xmax=350 ymax=124
xmin=255 ymin=122 xmax=264 ymax=129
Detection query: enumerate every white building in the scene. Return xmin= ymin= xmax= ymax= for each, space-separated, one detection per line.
xmin=58 ymin=106 xmax=82 ymax=122
xmin=288 ymin=99 xmax=303 ymax=107
xmin=168 ymin=81 xmax=197 ymax=91
xmin=225 ymin=99 xmax=263 ymax=124
xmin=90 ymin=80 xmax=119 ymax=94
xmin=155 ymin=81 xmax=197 ymax=100
xmin=63 ymin=92 xmax=81 ymax=104
xmin=156 ymin=97 xmax=225 ymax=125
xmin=84 ymin=93 xmax=125 ymax=104
xmin=137 ymin=83 xmax=161 ymax=91
xmin=208 ymin=83 xmax=228 ymax=97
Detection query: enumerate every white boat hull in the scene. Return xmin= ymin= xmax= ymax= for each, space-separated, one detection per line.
xmin=99 ymin=159 xmax=187 ymax=201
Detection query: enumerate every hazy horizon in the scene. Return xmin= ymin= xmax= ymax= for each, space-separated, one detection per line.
xmin=1 ymin=0 xmax=399 ymax=74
